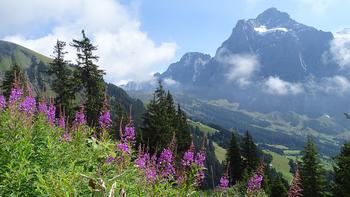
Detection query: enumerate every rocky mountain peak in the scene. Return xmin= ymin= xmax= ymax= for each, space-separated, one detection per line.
xmin=255 ymin=7 xmax=291 ymax=27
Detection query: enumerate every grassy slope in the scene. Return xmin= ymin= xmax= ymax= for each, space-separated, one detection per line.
xmin=213 ymin=142 xmax=227 ymax=163
xmin=0 ymin=40 xmax=51 ymax=71
xmin=263 ymin=150 xmax=293 ymax=182
xmin=188 ymin=120 xmax=217 ymax=134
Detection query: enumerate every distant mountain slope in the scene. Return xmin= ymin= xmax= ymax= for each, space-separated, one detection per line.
xmin=0 ymin=40 xmax=50 ymax=71
xmin=0 ymin=40 xmax=145 ymax=126
xmin=124 ymin=7 xmax=350 ymax=156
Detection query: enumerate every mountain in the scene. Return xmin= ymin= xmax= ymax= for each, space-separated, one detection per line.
xmin=159 ymin=8 xmax=337 ymax=86
xmin=124 ymin=8 xmax=350 ymax=156
xmin=0 ymin=40 xmax=145 ymax=126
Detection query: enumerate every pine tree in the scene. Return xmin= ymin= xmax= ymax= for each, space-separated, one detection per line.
xmin=332 ymin=141 xmax=350 ymax=197
xmin=241 ymin=130 xmax=259 ymax=173
xmin=226 ymin=132 xmax=243 ymax=185
xmin=260 ymin=165 xmax=288 ymax=197
xmin=142 ymin=82 xmax=174 ymax=154
xmin=71 ymin=30 xmax=105 ymax=126
xmin=175 ymin=104 xmax=191 ymax=156
xmin=1 ymin=64 xmax=25 ymax=97
xmin=142 ymin=81 xmax=190 ymax=156
xmin=270 ymin=175 xmax=288 ymax=197
xmin=300 ymin=136 xmax=327 ymax=197
xmin=48 ymin=40 xmax=75 ymax=116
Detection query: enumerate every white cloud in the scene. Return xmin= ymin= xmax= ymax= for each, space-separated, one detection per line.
xmin=216 ymin=49 xmax=260 ymax=87
xmin=322 ymin=75 xmax=350 ymax=94
xmin=329 ymin=29 xmax=350 ymax=68
xmin=264 ymin=76 xmax=304 ymax=95
xmin=163 ymin=78 xmax=179 ymax=86
xmin=225 ymin=54 xmax=260 ymax=87
xmin=1 ymin=0 xmax=177 ymax=84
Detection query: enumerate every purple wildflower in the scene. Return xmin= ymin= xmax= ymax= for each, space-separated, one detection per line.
xmin=194 ymin=151 xmax=206 ymax=167
xmin=182 ymin=142 xmax=195 ymax=167
xmin=105 ymin=155 xmax=115 ymax=164
xmin=46 ymin=103 xmax=56 ymax=125
xmin=57 ymin=115 xmax=65 ymax=129
xmin=176 ymin=175 xmax=185 ymax=185
xmin=0 ymin=95 xmax=6 ymax=111
xmin=195 ymin=170 xmax=205 ymax=186
xmin=19 ymin=96 xmax=36 ymax=114
xmin=247 ymin=174 xmax=263 ymax=192
xmin=145 ymin=168 xmax=157 ymax=183
xmin=219 ymin=175 xmax=229 ymax=189
xmin=117 ymin=143 xmax=130 ymax=154
xmin=74 ymin=106 xmax=86 ymax=127
xmin=9 ymin=87 xmax=23 ymax=105
xmin=38 ymin=101 xmax=47 ymax=114
xmin=99 ymin=110 xmax=112 ymax=128
xmin=62 ymin=132 xmax=72 ymax=142
xmin=123 ymin=125 xmax=136 ymax=144
xmin=158 ymin=148 xmax=175 ymax=178
xmin=135 ymin=152 xmax=149 ymax=169
xmin=159 ymin=148 xmax=173 ymax=164
xmin=182 ymin=150 xmax=194 ymax=167
xmin=144 ymin=154 xmax=158 ymax=182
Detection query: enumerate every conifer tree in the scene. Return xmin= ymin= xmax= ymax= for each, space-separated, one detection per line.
xmin=300 ymin=136 xmax=327 ymax=197
xmin=175 ymin=104 xmax=191 ymax=155
xmin=226 ymin=132 xmax=243 ymax=185
xmin=241 ymin=130 xmax=259 ymax=173
xmin=71 ymin=30 xmax=105 ymax=126
xmin=1 ymin=64 xmax=25 ymax=97
xmin=332 ymin=141 xmax=350 ymax=197
xmin=270 ymin=175 xmax=288 ymax=197
xmin=142 ymin=82 xmax=174 ymax=154
xmin=48 ymin=40 xmax=75 ymax=116
xmin=142 ymin=81 xmax=190 ymax=156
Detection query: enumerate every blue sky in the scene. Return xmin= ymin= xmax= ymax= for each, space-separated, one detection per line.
xmin=0 ymin=0 xmax=350 ymax=84
xmin=138 ymin=0 xmax=350 ymax=59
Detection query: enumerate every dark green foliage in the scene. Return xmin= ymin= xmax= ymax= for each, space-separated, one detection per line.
xmin=175 ymin=104 xmax=191 ymax=156
xmin=142 ymin=82 xmax=191 ymax=156
xmin=226 ymin=132 xmax=243 ymax=185
xmin=1 ymin=64 xmax=25 ymax=97
xmin=241 ymin=130 xmax=259 ymax=173
xmin=207 ymin=123 xmax=232 ymax=149
xmin=289 ymin=159 xmax=297 ymax=174
xmin=48 ymin=40 xmax=76 ymax=116
xmin=332 ymin=141 xmax=350 ymax=197
xmin=71 ymin=30 xmax=105 ymax=127
xmin=263 ymin=167 xmax=288 ymax=197
xmin=300 ymin=136 xmax=327 ymax=197
xmin=270 ymin=175 xmax=288 ymax=197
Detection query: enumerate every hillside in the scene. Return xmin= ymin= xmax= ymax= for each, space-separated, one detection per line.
xmin=0 ymin=40 xmax=145 ymax=126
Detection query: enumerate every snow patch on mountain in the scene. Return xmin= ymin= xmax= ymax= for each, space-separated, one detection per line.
xmin=254 ymin=25 xmax=289 ymax=34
